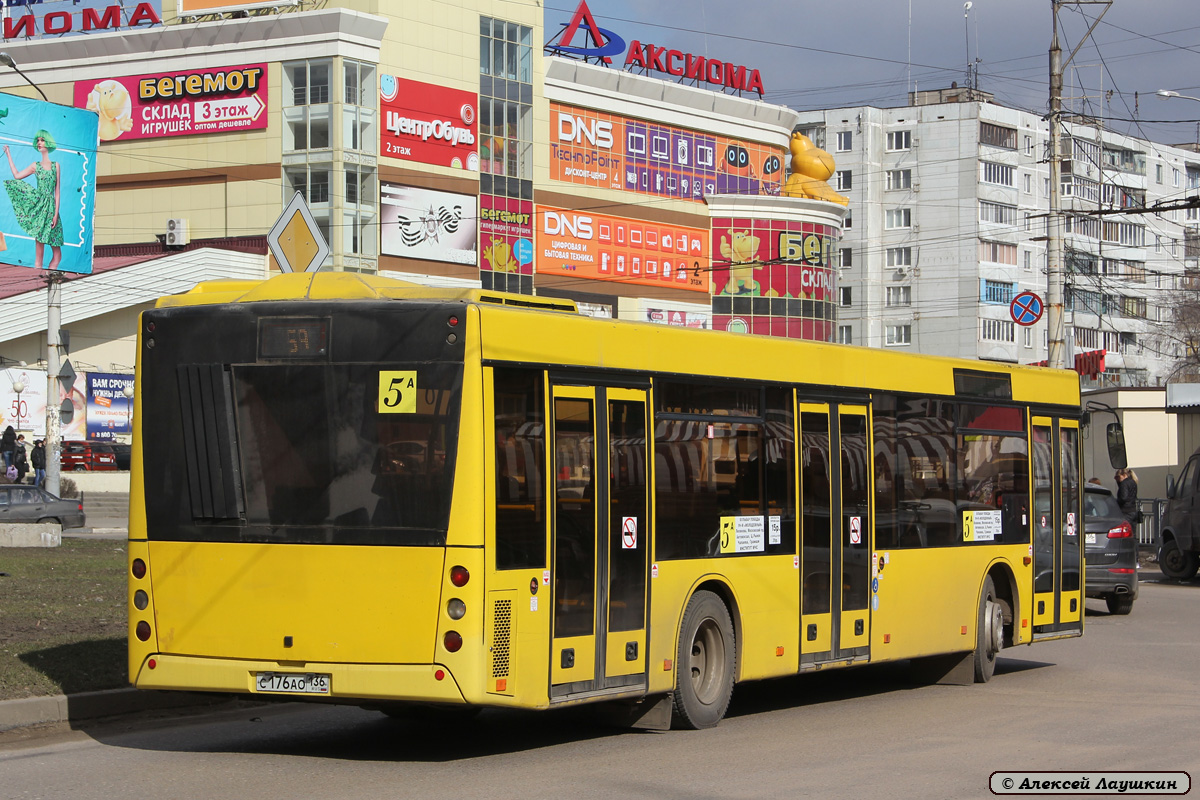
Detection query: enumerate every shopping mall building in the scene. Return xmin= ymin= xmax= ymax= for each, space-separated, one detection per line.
xmin=0 ymin=0 xmax=846 ymax=438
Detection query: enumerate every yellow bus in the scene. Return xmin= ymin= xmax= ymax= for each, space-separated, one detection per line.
xmin=128 ymin=272 xmax=1088 ymax=729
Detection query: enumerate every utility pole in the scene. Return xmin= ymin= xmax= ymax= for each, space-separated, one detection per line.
xmin=1047 ymin=0 xmax=1110 ymax=369
xmin=1048 ymin=12 xmax=1065 ymax=369
xmin=45 ymin=272 xmax=63 ymax=497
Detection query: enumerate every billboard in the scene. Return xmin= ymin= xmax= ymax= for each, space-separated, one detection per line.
xmin=711 ymin=217 xmax=839 ymax=341
xmin=380 ymin=183 xmax=478 ymax=265
xmin=480 ymin=195 xmax=533 ymax=276
xmin=380 ymin=76 xmax=478 ymax=171
xmin=550 ymin=103 xmax=784 ymax=203
xmin=86 ymin=373 xmax=134 ymax=440
xmin=536 ymin=206 xmax=709 ymax=293
xmin=73 ymin=64 xmax=268 ymax=143
xmin=0 ymin=94 xmax=98 ymax=275
xmin=1 ymin=1 xmax=161 ymax=40
xmin=0 ymin=367 xmax=88 ymax=440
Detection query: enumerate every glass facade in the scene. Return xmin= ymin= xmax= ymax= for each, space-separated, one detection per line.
xmin=283 ymin=57 xmax=377 ymax=272
xmin=480 ymin=16 xmax=534 ymax=294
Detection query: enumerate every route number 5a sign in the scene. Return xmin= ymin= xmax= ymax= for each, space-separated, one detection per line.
xmin=378 ymin=371 xmax=417 ymax=414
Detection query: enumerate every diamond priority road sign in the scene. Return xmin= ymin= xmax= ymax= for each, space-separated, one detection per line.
xmin=267 ymin=192 xmax=330 ymax=273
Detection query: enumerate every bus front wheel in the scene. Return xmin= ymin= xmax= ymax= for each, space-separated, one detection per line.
xmin=973 ymin=575 xmax=1002 ymax=683
xmin=672 ymin=590 xmax=735 ymax=730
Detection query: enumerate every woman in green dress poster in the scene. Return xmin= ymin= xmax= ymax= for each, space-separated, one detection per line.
xmin=3 ymin=129 xmax=63 ymax=270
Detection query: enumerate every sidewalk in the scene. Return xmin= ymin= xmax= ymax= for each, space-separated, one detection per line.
xmin=0 ymin=688 xmax=241 ymax=733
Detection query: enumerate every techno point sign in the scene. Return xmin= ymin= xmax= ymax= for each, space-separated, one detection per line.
xmin=546 ymin=0 xmax=765 ymax=97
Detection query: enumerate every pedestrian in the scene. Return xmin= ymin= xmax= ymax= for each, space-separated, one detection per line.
xmin=1087 ymin=476 xmax=1103 ymax=486
xmin=1115 ymin=467 xmax=1140 ymax=525
xmin=30 ymin=438 xmax=45 ymax=488
xmin=13 ymin=434 xmax=28 ymax=485
xmin=0 ymin=425 xmax=14 ymax=469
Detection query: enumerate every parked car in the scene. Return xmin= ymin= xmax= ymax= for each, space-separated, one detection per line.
xmin=1161 ymin=448 xmax=1200 ymax=580
xmin=1083 ymin=485 xmax=1138 ymax=614
xmin=0 ymin=484 xmax=85 ymax=528
xmin=110 ymin=443 xmax=131 ymax=471
xmin=61 ymin=441 xmax=118 ymax=471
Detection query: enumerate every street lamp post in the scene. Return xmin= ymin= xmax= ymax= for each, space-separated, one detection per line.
xmin=11 ymin=379 xmax=23 ymax=434
xmin=122 ymin=383 xmax=134 ymax=437
xmin=0 ymin=53 xmax=62 ymax=495
xmin=1157 ymin=89 xmax=1200 ymax=103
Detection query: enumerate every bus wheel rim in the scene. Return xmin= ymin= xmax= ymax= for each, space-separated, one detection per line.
xmin=690 ymin=618 xmax=724 ymax=704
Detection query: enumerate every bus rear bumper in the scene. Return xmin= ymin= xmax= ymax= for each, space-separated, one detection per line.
xmin=132 ymin=654 xmax=468 ymax=704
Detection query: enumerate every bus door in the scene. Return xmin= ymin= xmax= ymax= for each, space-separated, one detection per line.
xmin=549 ymin=385 xmax=650 ymax=698
xmin=1031 ymin=417 xmax=1083 ymax=637
xmin=838 ymin=406 xmax=871 ymax=657
xmin=799 ymin=402 xmax=871 ymax=664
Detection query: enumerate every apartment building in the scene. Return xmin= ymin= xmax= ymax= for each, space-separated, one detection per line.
xmin=796 ymin=89 xmax=1200 ymax=387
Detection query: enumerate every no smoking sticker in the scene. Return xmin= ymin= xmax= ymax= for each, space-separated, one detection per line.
xmin=622 ymin=516 xmax=638 ymax=549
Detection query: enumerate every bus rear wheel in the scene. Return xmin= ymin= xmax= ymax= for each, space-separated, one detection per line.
xmin=672 ymin=590 xmax=735 ymax=730
xmin=973 ymin=576 xmax=1002 ymax=683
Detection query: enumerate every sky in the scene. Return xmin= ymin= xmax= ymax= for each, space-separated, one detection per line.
xmin=543 ymin=0 xmax=1200 ymax=148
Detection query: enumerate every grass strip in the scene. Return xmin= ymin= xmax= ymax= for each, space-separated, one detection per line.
xmin=0 ymin=539 xmax=127 ymax=700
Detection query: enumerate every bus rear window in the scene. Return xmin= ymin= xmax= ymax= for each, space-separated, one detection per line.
xmin=152 ymin=362 xmax=462 ymax=545
xmin=233 ymin=364 xmax=460 ymax=542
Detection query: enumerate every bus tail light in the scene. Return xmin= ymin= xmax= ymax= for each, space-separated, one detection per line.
xmin=450 ymin=565 xmax=469 ymax=587
xmin=131 ymin=558 xmax=147 ymax=579
xmin=135 ymin=621 xmax=152 ymax=641
xmin=447 ymin=598 xmax=466 ymax=620
xmin=443 ymin=631 xmax=463 ymax=652
xmin=1107 ymin=522 xmax=1133 ymax=539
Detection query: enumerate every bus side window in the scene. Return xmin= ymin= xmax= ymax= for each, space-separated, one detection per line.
xmin=494 ymin=368 xmax=546 ymax=570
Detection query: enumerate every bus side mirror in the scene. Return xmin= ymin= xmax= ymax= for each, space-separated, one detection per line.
xmin=1106 ymin=423 xmax=1127 ymax=470
xmin=1166 ymin=474 xmax=1176 ymax=500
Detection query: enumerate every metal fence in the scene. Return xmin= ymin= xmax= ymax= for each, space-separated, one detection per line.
xmin=1135 ymin=497 xmax=1166 ymax=550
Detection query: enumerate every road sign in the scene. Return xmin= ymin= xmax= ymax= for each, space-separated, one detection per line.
xmin=267 ymin=192 xmax=330 ymax=273
xmin=58 ymin=359 xmax=77 ymax=393
xmin=1010 ymin=291 xmax=1045 ymax=326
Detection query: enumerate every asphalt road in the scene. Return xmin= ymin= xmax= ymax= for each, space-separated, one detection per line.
xmin=3 ymin=572 xmax=1198 ymax=800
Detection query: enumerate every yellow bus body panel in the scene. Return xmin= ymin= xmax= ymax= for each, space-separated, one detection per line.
xmin=870 ymin=547 xmax=1030 ymax=658
xmin=133 ymin=655 xmax=469 ymax=703
xmin=145 ymin=541 xmax=445 ymax=664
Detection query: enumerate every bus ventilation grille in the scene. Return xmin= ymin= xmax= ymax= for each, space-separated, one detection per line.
xmin=491 ymin=599 xmax=512 ymax=678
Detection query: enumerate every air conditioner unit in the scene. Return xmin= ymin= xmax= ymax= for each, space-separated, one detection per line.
xmin=912 ymin=180 xmax=921 ymax=192
xmin=166 ymin=218 xmax=189 ymax=247
xmin=912 ymin=223 xmax=920 ymax=233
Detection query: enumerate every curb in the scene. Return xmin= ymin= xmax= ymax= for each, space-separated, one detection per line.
xmin=0 ymin=687 xmax=232 ymax=732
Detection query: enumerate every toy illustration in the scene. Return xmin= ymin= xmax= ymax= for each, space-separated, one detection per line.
xmin=86 ymin=80 xmax=134 ymax=142
xmin=483 ymin=237 xmax=518 ymax=273
xmin=719 ymin=230 xmax=762 ymax=295
xmin=781 ymin=132 xmax=849 ymax=206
